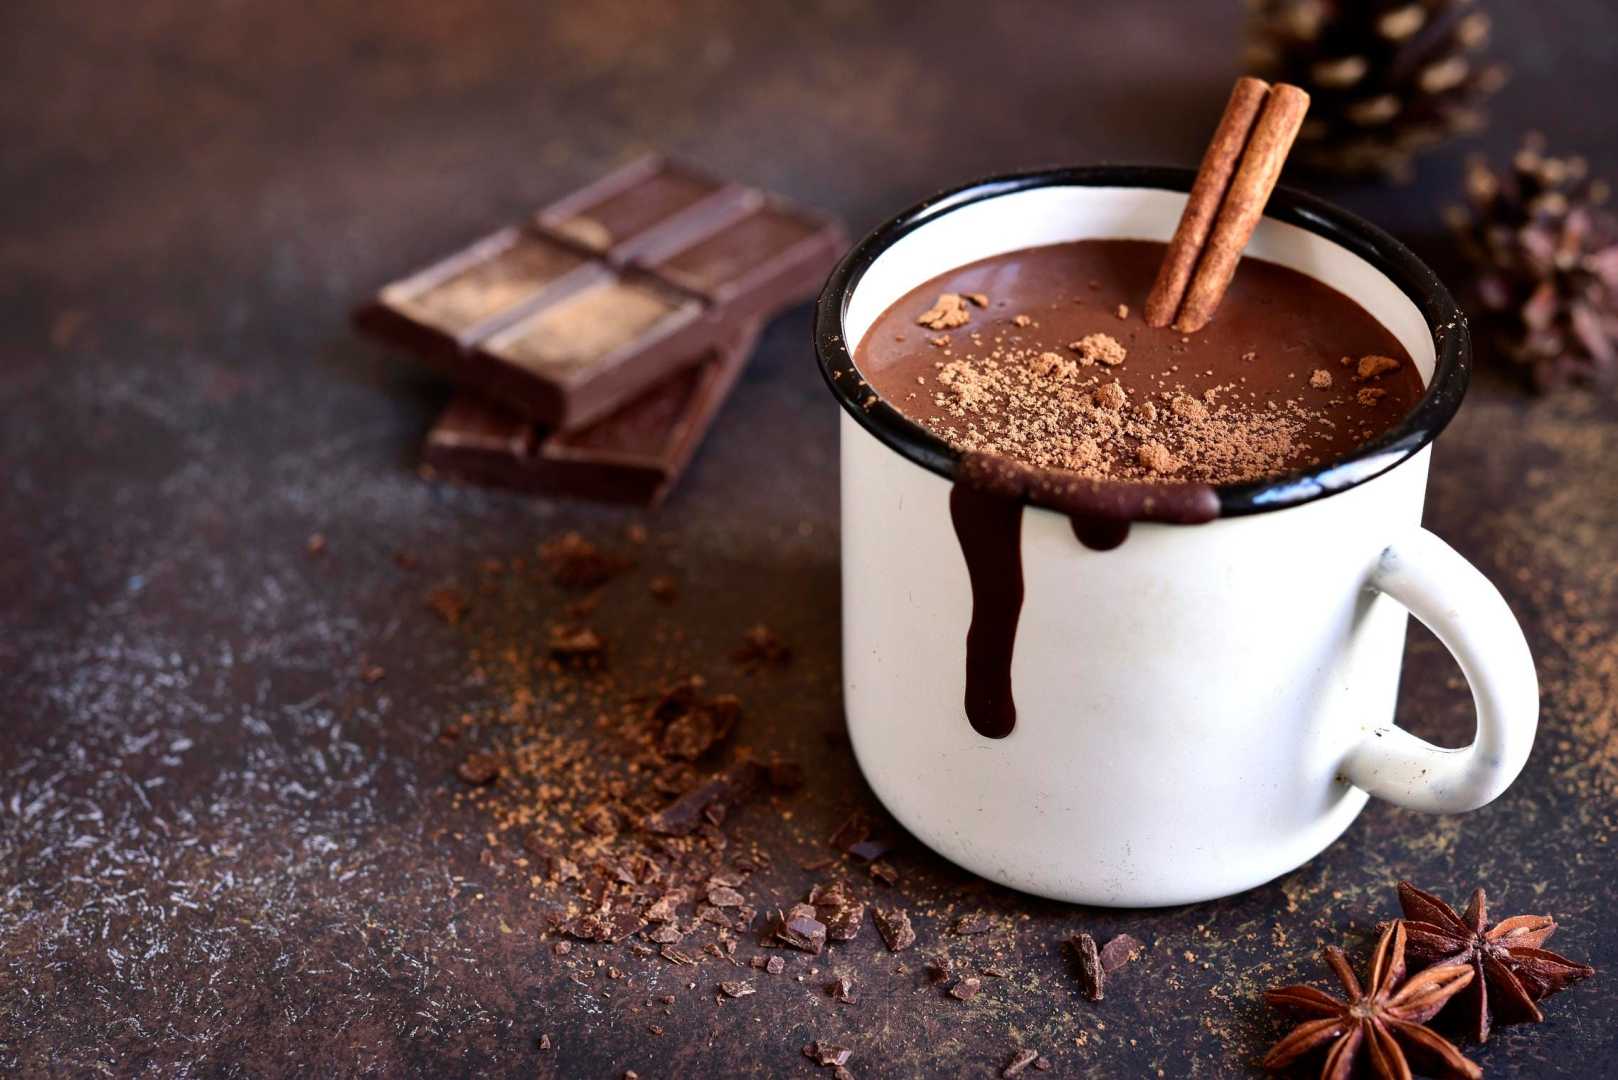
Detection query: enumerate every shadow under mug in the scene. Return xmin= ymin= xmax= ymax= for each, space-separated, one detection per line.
xmin=814 ymin=167 xmax=1538 ymax=907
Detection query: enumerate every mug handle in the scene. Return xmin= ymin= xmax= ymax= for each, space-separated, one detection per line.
xmin=1341 ymin=528 xmax=1538 ymax=814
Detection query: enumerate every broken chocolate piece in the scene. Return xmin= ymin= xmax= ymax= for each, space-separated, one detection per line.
xmin=456 ymin=752 xmax=500 ymax=785
xmin=718 ymin=980 xmax=755 ymax=999
xmin=828 ymin=811 xmax=871 ymax=852
xmin=1099 ymin=933 xmax=1145 ymax=973
xmin=846 ymin=839 xmax=890 ymax=862
xmin=706 ymin=886 xmax=745 ymax=908
xmin=953 ymin=913 xmax=994 ymax=936
xmin=1069 ymin=932 xmax=1105 ymax=1001
xmin=652 ymin=679 xmax=741 ymax=761
xmin=642 ymin=762 xmax=764 ymax=837
xmin=548 ymin=624 xmax=605 ymax=666
xmin=776 ymin=907 xmax=828 ymax=955
xmin=803 ymin=1043 xmax=853 ymax=1068
xmin=824 ymin=899 xmax=866 ymax=943
xmin=827 ymin=976 xmax=857 ymax=1003
xmin=874 ymin=907 xmax=916 ymax=952
xmin=949 ymin=976 xmax=982 ymax=1002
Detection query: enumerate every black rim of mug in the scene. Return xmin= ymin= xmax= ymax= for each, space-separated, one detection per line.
xmin=812 ymin=165 xmax=1470 ymax=518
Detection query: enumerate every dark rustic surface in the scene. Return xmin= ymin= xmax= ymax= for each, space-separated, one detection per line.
xmin=3 ymin=2 xmax=1616 ymax=1077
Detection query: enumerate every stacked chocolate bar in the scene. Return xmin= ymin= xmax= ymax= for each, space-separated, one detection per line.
xmin=356 ymin=157 xmax=844 ymax=504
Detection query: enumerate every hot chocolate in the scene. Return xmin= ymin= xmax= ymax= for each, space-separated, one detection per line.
xmin=857 ymin=238 xmax=1424 ymax=486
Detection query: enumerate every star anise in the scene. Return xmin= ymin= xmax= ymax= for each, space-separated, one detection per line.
xmin=1262 ymin=920 xmax=1480 ymax=1079
xmin=1398 ymin=880 xmax=1595 ymax=1043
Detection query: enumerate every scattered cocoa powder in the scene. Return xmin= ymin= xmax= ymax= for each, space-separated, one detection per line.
xmin=918 ymin=333 xmax=1360 ymax=483
xmin=1093 ymin=382 xmax=1128 ymax=411
xmin=1356 ymin=354 xmax=1401 ymax=380
xmin=1069 ymin=333 xmax=1127 ymax=367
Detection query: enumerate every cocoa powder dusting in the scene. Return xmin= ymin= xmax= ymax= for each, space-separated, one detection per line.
xmin=863 ymin=240 xmax=1424 ymax=485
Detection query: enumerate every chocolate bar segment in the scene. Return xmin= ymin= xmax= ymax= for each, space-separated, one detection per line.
xmin=473 ymin=267 xmax=712 ymax=425
xmin=357 ymin=157 xmax=844 ymax=430
xmin=360 ymin=227 xmax=592 ymax=354
xmin=646 ymin=202 xmax=846 ymax=313
xmin=535 ymin=156 xmax=754 ymax=261
xmin=422 ymin=321 xmax=762 ymax=506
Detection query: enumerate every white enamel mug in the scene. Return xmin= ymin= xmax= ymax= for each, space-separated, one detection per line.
xmin=813 ymin=167 xmax=1538 ymax=907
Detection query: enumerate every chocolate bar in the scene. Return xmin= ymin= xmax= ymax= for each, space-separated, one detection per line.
xmin=357 ymin=156 xmax=843 ymax=429
xmin=420 ymin=321 xmax=762 ymax=506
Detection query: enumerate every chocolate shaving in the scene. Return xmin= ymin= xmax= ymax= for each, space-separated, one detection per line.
xmin=1002 ymin=1049 xmax=1041 ymax=1077
xmin=949 ymin=976 xmax=982 ymax=1001
xmin=659 ymin=944 xmax=698 ymax=966
xmin=1069 ymin=932 xmax=1105 ymax=1001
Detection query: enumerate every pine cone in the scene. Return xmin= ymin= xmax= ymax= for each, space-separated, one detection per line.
xmin=1245 ymin=0 xmax=1506 ymax=180
xmin=1449 ymin=134 xmax=1618 ymax=391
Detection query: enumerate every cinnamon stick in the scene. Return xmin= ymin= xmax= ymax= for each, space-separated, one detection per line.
xmin=1144 ymin=77 xmax=1271 ymax=329
xmin=1173 ymin=84 xmax=1311 ymax=333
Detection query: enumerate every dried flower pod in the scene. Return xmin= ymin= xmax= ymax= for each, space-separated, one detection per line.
xmin=1245 ymin=0 xmax=1506 ymax=180
xmin=1449 ymin=133 xmax=1618 ymax=391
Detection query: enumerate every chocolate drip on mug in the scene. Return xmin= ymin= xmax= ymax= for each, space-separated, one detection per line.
xmin=1070 ymin=516 xmax=1131 ymax=551
xmin=950 ymin=452 xmax=1219 ymax=739
xmin=949 ymin=484 xmax=1024 ymax=739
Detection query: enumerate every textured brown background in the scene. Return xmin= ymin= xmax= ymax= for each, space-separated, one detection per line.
xmin=3 ymin=1 xmax=1616 ymax=1076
